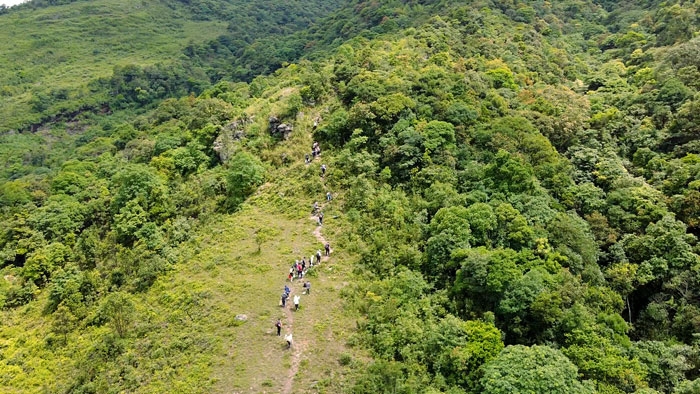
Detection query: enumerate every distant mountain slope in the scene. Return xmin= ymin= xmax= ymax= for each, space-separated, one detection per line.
xmin=0 ymin=0 xmax=344 ymax=131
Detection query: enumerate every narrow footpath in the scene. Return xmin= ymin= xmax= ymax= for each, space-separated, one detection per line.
xmin=280 ymin=207 xmax=332 ymax=394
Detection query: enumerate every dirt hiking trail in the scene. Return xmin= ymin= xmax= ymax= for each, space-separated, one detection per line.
xmin=279 ymin=210 xmax=331 ymax=394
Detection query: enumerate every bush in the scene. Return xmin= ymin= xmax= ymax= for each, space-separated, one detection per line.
xmin=224 ymin=151 xmax=266 ymax=211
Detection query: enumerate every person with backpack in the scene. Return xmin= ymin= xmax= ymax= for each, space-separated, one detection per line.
xmin=321 ymin=164 xmax=327 ymax=177
xmin=281 ymin=292 xmax=288 ymax=307
xmin=318 ymin=212 xmax=324 ymax=225
xmin=316 ymin=250 xmax=322 ymax=263
xmin=325 ymin=242 xmax=330 ymax=256
xmin=285 ymin=333 xmax=293 ymax=349
xmin=276 ymin=319 xmax=282 ymax=336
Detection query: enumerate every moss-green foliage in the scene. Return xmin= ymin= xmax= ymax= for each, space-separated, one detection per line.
xmin=306 ymin=0 xmax=700 ymax=392
xmin=224 ymin=151 xmax=265 ymax=211
xmin=2 ymin=0 xmax=700 ymax=393
xmin=481 ymin=345 xmax=595 ymax=394
xmin=0 ymin=0 xmax=343 ymax=131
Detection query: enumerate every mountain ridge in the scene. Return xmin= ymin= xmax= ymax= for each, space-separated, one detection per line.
xmin=1 ymin=0 xmax=700 ymax=393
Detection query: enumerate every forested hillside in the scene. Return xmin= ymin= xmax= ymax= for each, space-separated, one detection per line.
xmin=0 ymin=0 xmax=341 ymax=131
xmin=1 ymin=0 xmax=700 ymax=393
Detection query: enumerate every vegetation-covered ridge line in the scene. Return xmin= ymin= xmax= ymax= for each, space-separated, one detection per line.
xmin=0 ymin=0 xmax=489 ymax=133
xmin=0 ymin=0 xmax=346 ymax=131
xmin=2 ymin=0 xmax=700 ymax=393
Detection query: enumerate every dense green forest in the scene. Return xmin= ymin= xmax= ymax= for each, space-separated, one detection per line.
xmin=1 ymin=0 xmax=700 ymax=393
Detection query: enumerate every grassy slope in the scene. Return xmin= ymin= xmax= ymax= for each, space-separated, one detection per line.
xmin=203 ymin=207 xmax=352 ymax=393
xmin=141 ymin=106 xmax=357 ymax=393
xmin=0 ymin=93 xmax=358 ymax=393
xmin=0 ymin=0 xmax=227 ymax=130
xmin=204 ymin=106 xmax=357 ymax=394
xmin=0 ymin=164 xmax=356 ymax=394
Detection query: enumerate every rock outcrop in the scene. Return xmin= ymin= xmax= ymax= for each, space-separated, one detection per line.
xmin=269 ymin=116 xmax=293 ymax=139
xmin=213 ymin=116 xmax=252 ymax=162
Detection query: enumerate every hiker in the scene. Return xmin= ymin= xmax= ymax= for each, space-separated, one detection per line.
xmin=305 ymin=153 xmax=310 ymax=164
xmin=301 ymin=259 xmax=306 ymax=272
xmin=276 ymin=319 xmax=282 ymax=336
xmin=293 ymin=295 xmax=301 ymax=311
xmin=313 ymin=119 xmax=318 ymax=130
xmin=325 ymin=242 xmax=330 ymax=256
xmin=284 ymin=285 xmax=291 ymax=296
xmin=318 ymin=212 xmax=324 ymax=225
xmin=316 ymin=250 xmax=322 ymax=263
xmin=289 ymin=267 xmax=294 ymax=282
xmin=326 ymin=191 xmax=332 ymax=201
xmin=303 ymin=281 xmax=311 ymax=294
xmin=321 ymin=164 xmax=327 ymax=177
xmin=312 ymin=201 xmax=319 ymax=214
xmin=281 ymin=292 xmax=288 ymax=307
xmin=285 ymin=333 xmax=293 ymax=349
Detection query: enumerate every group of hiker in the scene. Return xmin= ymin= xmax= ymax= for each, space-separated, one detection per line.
xmin=276 ymin=317 xmax=292 ymax=350
xmin=305 ymin=140 xmax=323 ymax=164
xmin=277 ymin=237 xmax=330 ymax=349
xmin=314 ymin=192 xmax=333 ymax=225
xmin=276 ymin=137 xmax=332 ymax=351
xmin=280 ymin=284 xmax=303 ymax=309
xmin=277 ymin=246 xmax=329 ymax=349
xmin=304 ymin=141 xmax=329 ymax=180
xmin=277 ymin=282 xmax=301 ymax=348
xmin=277 ymin=242 xmax=331 ymax=351
xmin=286 ymin=250 xmax=322 ymax=282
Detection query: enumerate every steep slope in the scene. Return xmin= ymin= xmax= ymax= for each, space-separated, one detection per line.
xmin=0 ymin=99 xmax=357 ymax=392
xmin=1 ymin=0 xmax=700 ymax=393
